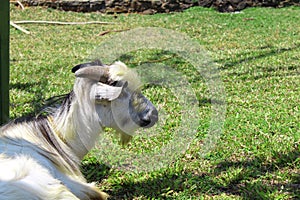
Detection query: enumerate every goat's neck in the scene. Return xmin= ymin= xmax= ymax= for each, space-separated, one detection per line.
xmin=54 ymin=84 xmax=102 ymax=160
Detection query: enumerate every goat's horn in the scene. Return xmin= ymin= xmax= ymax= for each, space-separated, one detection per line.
xmin=75 ymin=66 xmax=109 ymax=82
xmin=72 ymin=60 xmax=103 ymax=73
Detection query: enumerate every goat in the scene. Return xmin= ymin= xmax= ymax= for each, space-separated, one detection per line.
xmin=0 ymin=60 xmax=158 ymax=200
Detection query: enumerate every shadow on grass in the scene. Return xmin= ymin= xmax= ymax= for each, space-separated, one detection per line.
xmin=81 ymin=161 xmax=111 ymax=183
xmin=86 ymin=149 xmax=299 ymax=199
xmin=219 ymin=43 xmax=300 ymax=79
xmin=212 ymin=149 xmax=300 ymax=199
xmin=219 ymin=43 xmax=300 ymax=69
xmin=9 ymin=80 xmax=49 ymax=117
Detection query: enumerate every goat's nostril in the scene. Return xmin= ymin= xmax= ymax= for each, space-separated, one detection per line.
xmin=140 ymin=117 xmax=151 ymax=127
xmin=138 ymin=108 xmax=158 ymax=128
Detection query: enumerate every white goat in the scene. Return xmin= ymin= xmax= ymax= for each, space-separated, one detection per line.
xmin=0 ymin=61 xmax=158 ymax=200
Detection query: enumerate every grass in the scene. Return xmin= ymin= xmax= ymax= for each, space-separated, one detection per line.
xmin=9 ymin=4 xmax=300 ymax=199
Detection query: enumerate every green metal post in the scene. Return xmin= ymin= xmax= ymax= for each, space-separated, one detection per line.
xmin=0 ymin=1 xmax=10 ymax=125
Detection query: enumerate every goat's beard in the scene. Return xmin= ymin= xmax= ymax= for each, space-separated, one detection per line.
xmin=119 ymin=131 xmax=133 ymax=146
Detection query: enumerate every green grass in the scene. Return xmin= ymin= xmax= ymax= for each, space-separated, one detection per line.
xmin=9 ymin=5 xmax=300 ymax=199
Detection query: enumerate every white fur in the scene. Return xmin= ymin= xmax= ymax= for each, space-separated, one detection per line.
xmin=0 ymin=155 xmax=79 ymax=200
xmin=0 ymin=118 xmax=108 ymax=200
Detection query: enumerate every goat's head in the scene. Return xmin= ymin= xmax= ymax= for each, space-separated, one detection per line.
xmin=72 ymin=60 xmax=158 ymax=144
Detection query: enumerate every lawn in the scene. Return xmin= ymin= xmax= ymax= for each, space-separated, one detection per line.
xmin=9 ymin=4 xmax=300 ymax=199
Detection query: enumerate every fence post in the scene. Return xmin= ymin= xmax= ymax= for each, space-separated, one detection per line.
xmin=0 ymin=1 xmax=10 ymax=125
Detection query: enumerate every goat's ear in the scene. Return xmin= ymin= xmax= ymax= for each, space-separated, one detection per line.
xmin=94 ymin=83 xmax=123 ymax=102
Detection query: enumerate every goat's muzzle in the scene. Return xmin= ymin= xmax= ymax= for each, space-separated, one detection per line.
xmin=129 ymin=93 xmax=158 ymax=128
xmin=138 ymin=104 xmax=158 ymax=128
